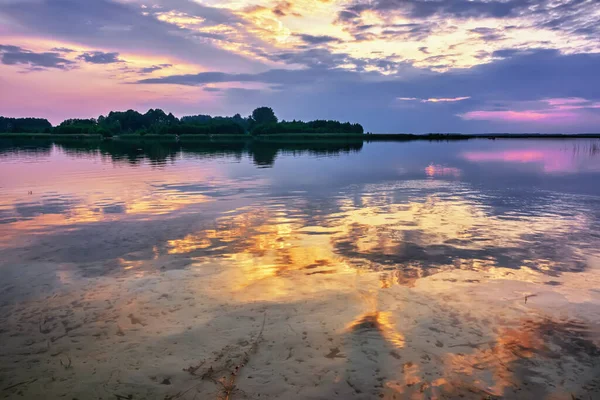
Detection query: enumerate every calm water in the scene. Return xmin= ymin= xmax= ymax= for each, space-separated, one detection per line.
xmin=1 ymin=138 xmax=600 ymax=399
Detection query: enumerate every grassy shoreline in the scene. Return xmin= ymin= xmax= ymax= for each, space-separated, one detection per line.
xmin=364 ymin=133 xmax=600 ymax=141
xmin=0 ymin=133 xmax=103 ymax=139
xmin=2 ymin=132 xmax=600 ymax=142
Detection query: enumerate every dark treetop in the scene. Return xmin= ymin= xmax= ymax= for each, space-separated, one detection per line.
xmin=0 ymin=107 xmax=364 ymax=137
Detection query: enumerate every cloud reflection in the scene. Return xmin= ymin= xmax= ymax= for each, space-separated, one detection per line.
xmin=463 ymin=145 xmax=600 ymax=173
xmin=2 ymin=140 xmax=600 ymax=399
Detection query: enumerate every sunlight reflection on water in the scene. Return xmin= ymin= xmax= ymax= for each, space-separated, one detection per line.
xmin=1 ymin=138 xmax=600 ymax=399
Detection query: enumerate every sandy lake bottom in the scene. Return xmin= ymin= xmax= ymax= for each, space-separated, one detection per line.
xmin=1 ymin=139 xmax=600 ymax=399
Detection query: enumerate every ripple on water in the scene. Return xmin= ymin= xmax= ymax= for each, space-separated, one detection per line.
xmin=1 ymin=139 xmax=600 ymax=399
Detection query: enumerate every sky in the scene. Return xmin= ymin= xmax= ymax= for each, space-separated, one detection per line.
xmin=0 ymin=0 xmax=599 ymax=133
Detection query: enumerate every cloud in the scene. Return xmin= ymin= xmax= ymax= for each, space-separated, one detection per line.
xmin=77 ymin=51 xmax=122 ymax=64
xmin=338 ymin=0 xmax=594 ymax=22
xmin=492 ymin=49 xmax=524 ymax=58
xmin=544 ymin=97 xmax=600 ymax=110
xmin=147 ymin=48 xmax=599 ymax=133
xmin=50 ymin=47 xmax=75 ymax=53
xmin=426 ymin=97 xmax=471 ymax=103
xmin=136 ymin=62 xmax=401 ymax=86
xmin=0 ymin=44 xmax=75 ymax=70
xmin=1 ymin=0 xmax=598 ymax=134
xmin=460 ymin=97 xmax=600 ymax=123
xmin=398 ymin=96 xmax=471 ymax=103
xmin=138 ymin=63 xmax=172 ymax=74
xmin=269 ymin=48 xmax=368 ymax=69
xmin=0 ymin=44 xmax=19 ymax=52
xmin=420 ymin=49 xmax=600 ymax=102
xmin=138 ymin=71 xmax=246 ymax=86
xmin=149 ymin=0 xmax=249 ymax=27
xmin=461 ymin=110 xmax=562 ymax=122
xmin=271 ymin=1 xmax=301 ymax=17
xmin=0 ymin=0 xmax=263 ymax=72
xmin=390 ymin=0 xmax=526 ymax=19
xmin=335 ymin=0 xmax=599 ymax=69
xmin=294 ymin=34 xmax=342 ymax=45
xmin=469 ymin=27 xmax=505 ymax=42
xmin=139 ymin=48 xmax=599 ymax=99
xmin=2 ymin=0 xmax=595 ymax=78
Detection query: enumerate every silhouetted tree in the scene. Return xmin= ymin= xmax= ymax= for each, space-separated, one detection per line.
xmin=0 ymin=117 xmax=52 ymax=133
xmin=2 ymin=107 xmax=363 ymax=137
xmin=251 ymin=107 xmax=278 ymax=125
xmin=250 ymin=119 xmax=363 ymax=135
xmin=180 ymin=113 xmax=251 ymax=134
xmin=180 ymin=115 xmax=212 ymax=124
xmin=54 ymin=118 xmax=98 ymax=134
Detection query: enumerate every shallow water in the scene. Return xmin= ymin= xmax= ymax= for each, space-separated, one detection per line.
xmin=1 ymin=138 xmax=600 ymax=399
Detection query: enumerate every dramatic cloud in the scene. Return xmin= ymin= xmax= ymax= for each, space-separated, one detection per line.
xmin=0 ymin=44 xmax=75 ymax=70
xmin=339 ymin=0 xmax=528 ymax=20
xmin=0 ymin=0 xmax=262 ymax=71
xmin=138 ymin=48 xmax=598 ymax=99
xmin=338 ymin=0 xmax=598 ymax=29
xmin=77 ymin=51 xmax=122 ymax=64
xmin=335 ymin=0 xmax=599 ymax=70
xmin=0 ymin=0 xmax=598 ymax=132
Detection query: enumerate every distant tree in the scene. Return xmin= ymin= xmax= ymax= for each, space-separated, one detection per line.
xmin=162 ymin=122 xmax=245 ymax=135
xmin=144 ymin=109 xmax=177 ymax=127
xmin=180 ymin=113 xmax=251 ymax=133
xmin=100 ymin=110 xmax=145 ymax=133
xmin=0 ymin=116 xmax=52 ymax=133
xmin=231 ymin=113 xmax=250 ymax=132
xmin=2 ymin=108 xmax=363 ymax=137
xmin=181 ymin=115 xmax=212 ymax=124
xmin=251 ymin=107 xmax=278 ymax=125
xmin=54 ymin=118 xmax=98 ymax=134
xmin=250 ymin=119 xmax=363 ymax=135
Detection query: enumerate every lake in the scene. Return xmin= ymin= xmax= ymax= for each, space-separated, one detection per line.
xmin=1 ymin=137 xmax=600 ymax=399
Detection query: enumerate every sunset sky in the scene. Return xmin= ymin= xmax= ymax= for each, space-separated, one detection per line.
xmin=1 ymin=0 xmax=599 ymax=133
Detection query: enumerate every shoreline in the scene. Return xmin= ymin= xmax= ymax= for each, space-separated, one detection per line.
xmin=2 ymin=132 xmax=600 ymax=142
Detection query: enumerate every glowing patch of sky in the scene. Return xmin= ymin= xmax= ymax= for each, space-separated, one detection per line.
xmin=174 ymin=0 xmax=600 ymax=72
xmin=1 ymin=0 xmax=599 ymax=132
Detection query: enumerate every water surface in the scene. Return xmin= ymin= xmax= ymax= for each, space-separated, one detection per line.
xmin=1 ymin=138 xmax=600 ymax=399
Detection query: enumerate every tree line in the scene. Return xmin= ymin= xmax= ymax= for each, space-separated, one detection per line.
xmin=0 ymin=117 xmax=53 ymax=133
xmin=0 ymin=107 xmax=363 ymax=136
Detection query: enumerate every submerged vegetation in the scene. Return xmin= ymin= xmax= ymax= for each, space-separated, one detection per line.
xmin=0 ymin=107 xmax=364 ymax=137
